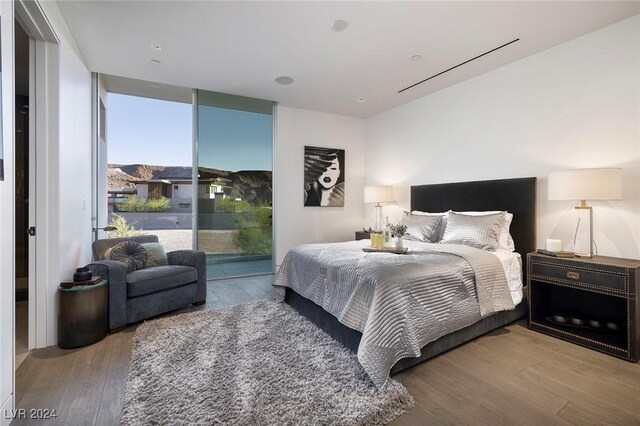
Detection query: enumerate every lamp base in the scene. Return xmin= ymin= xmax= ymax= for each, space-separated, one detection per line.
xmin=374 ymin=204 xmax=383 ymax=232
xmin=574 ymin=204 xmax=593 ymax=258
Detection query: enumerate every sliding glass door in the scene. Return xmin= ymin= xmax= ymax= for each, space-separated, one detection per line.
xmin=195 ymin=90 xmax=274 ymax=279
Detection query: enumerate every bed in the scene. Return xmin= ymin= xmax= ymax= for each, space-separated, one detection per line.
xmin=276 ymin=177 xmax=536 ymax=385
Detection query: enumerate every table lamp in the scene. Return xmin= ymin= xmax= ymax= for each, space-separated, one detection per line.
xmin=548 ymin=168 xmax=622 ymax=258
xmin=364 ymin=186 xmax=394 ymax=231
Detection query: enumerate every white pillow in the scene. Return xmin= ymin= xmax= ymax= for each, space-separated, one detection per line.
xmin=454 ymin=211 xmax=515 ymax=251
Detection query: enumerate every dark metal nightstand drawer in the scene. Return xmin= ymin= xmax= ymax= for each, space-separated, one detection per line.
xmin=530 ymin=261 xmax=626 ymax=293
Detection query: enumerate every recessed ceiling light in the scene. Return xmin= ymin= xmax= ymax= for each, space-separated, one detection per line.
xmin=358 ymin=98 xmax=365 ymax=103
xmin=411 ymin=55 xmax=422 ymax=61
xmin=151 ymin=44 xmax=162 ymax=51
xmin=150 ymin=83 xmax=162 ymax=88
xmin=332 ymin=20 xmax=348 ymax=32
xmin=150 ymin=59 xmax=161 ymax=65
xmin=275 ymin=76 xmax=294 ymax=85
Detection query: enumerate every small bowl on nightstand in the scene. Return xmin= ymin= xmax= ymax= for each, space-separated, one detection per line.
xmin=73 ymin=267 xmax=92 ymax=282
xmin=588 ymin=319 xmax=603 ymax=329
xmin=552 ymin=314 xmax=569 ymax=324
xmin=606 ymin=322 xmax=619 ymax=331
xmin=569 ymin=317 xmax=586 ymax=326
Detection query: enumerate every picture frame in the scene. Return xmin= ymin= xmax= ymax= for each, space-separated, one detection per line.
xmin=303 ymin=146 xmax=345 ymax=207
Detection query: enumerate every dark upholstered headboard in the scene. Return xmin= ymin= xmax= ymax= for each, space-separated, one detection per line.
xmin=411 ymin=177 xmax=537 ymax=278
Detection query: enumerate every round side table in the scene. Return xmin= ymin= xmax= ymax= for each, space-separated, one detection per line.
xmin=58 ymin=280 xmax=108 ymax=349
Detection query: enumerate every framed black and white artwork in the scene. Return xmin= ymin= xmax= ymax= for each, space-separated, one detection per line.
xmin=304 ymin=146 xmax=345 ymax=207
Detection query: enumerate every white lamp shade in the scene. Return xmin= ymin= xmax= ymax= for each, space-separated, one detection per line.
xmin=548 ymin=168 xmax=622 ymax=201
xmin=364 ymin=186 xmax=394 ymax=203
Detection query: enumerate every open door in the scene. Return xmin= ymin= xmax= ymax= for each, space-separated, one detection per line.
xmin=14 ymin=18 xmax=33 ymax=367
xmin=26 ymin=36 xmax=35 ymax=352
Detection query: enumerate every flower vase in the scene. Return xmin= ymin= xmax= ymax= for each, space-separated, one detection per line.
xmin=394 ymin=237 xmax=403 ymax=250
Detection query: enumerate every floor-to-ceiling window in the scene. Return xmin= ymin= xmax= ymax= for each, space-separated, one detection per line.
xmin=103 ymin=90 xmax=193 ymax=251
xmin=196 ymin=90 xmax=273 ymax=279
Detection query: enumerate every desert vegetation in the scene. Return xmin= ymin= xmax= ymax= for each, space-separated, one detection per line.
xmin=118 ymin=195 xmax=170 ymax=213
xmin=216 ymin=199 xmax=272 ymax=254
xmin=106 ymin=214 xmax=144 ymax=238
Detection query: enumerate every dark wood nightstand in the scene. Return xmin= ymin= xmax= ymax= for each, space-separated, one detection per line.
xmin=58 ymin=279 xmax=108 ymax=349
xmin=355 ymin=231 xmax=370 ymax=241
xmin=527 ymin=253 xmax=640 ymax=362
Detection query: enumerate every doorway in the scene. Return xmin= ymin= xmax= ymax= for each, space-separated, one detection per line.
xmin=14 ymin=18 xmax=30 ymax=368
xmin=13 ymin=0 xmax=60 ymax=358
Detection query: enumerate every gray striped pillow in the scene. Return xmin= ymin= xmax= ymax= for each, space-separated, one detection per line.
xmin=411 ymin=211 xmax=447 ymax=242
xmin=440 ymin=211 xmax=505 ymax=251
xmin=402 ymin=212 xmax=442 ymax=243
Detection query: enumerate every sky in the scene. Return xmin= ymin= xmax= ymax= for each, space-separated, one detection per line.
xmin=108 ymin=94 xmax=192 ymax=167
xmin=198 ymin=107 xmax=272 ymax=172
xmin=108 ymin=93 xmax=272 ymax=172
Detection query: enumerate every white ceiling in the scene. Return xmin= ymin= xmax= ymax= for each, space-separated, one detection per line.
xmin=58 ymin=1 xmax=640 ymax=118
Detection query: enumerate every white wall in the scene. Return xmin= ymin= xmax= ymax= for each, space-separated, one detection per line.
xmin=137 ymin=183 xmax=148 ymax=199
xmin=275 ymin=106 xmax=366 ymax=265
xmin=37 ymin=2 xmax=94 ymax=346
xmin=0 ymin=3 xmax=16 ymax=421
xmin=173 ymin=184 xmax=192 ymax=200
xmin=366 ymin=15 xmax=640 ymax=259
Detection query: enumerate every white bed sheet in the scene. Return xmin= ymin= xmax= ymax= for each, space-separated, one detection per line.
xmin=491 ymin=249 xmax=523 ymax=305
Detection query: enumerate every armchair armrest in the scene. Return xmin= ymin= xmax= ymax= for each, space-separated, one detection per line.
xmin=86 ymin=260 xmax=128 ymax=331
xmin=167 ymin=250 xmax=207 ymax=303
xmin=167 ymin=250 xmax=205 ymax=267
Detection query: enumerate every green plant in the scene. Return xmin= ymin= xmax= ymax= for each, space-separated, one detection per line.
xmin=119 ymin=195 xmax=146 ymax=212
xmin=106 ymin=214 xmax=143 ymax=238
xmin=234 ymin=205 xmax=272 ymax=254
xmin=217 ymin=198 xmax=251 ymax=213
xmin=389 ymin=223 xmax=408 ymax=238
xmin=146 ymin=196 xmax=170 ymax=212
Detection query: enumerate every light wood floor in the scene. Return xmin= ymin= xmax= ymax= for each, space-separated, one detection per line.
xmin=15 ymin=301 xmax=29 ymax=368
xmin=14 ymin=276 xmax=640 ymax=425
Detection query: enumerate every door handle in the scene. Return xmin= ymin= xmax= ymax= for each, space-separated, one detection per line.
xmin=27 ymin=227 xmax=36 ymax=236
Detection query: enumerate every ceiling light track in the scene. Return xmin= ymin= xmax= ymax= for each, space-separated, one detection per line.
xmin=398 ymin=38 xmax=520 ymax=93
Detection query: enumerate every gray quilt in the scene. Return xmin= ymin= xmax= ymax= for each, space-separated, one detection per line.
xmin=273 ymin=240 xmax=514 ymax=387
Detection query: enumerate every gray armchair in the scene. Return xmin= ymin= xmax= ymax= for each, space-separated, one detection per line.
xmin=86 ymin=235 xmax=206 ymax=332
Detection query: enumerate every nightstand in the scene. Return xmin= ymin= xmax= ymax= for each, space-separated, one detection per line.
xmin=527 ymin=253 xmax=640 ymax=362
xmin=355 ymin=231 xmax=370 ymax=241
xmin=58 ymin=279 xmax=108 ymax=349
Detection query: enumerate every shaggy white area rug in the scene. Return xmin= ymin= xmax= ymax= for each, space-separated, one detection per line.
xmin=121 ymin=300 xmax=414 ymax=425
